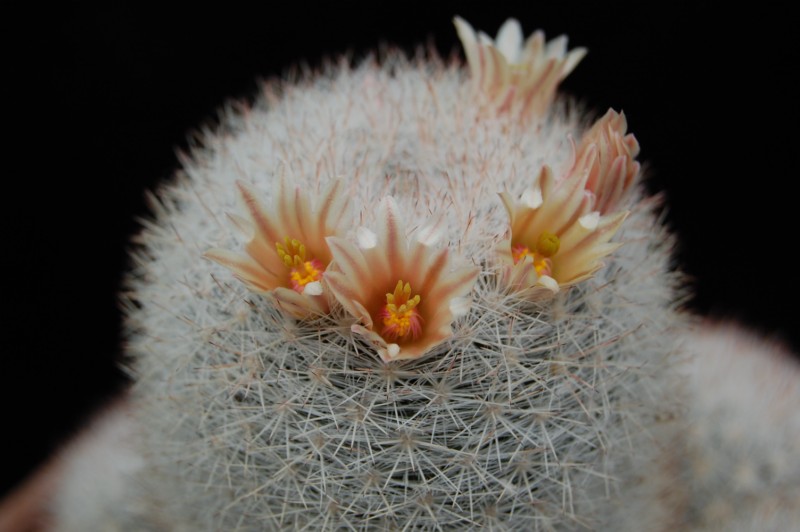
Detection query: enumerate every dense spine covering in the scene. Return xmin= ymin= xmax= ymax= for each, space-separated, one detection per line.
xmin=117 ymin=19 xmax=686 ymax=531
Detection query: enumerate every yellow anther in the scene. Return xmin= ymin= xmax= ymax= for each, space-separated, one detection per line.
xmin=276 ymin=237 xmax=324 ymax=293
xmin=533 ymin=257 xmax=552 ymax=276
xmin=512 ymin=234 xmax=557 ymax=277
xmin=512 ymin=244 xmax=531 ymax=264
xmin=381 ymin=280 xmax=422 ymax=341
xmin=276 ymin=237 xmax=309 ymax=264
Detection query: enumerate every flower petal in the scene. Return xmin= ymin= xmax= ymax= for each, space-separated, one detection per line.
xmin=204 ymin=248 xmax=281 ymax=292
xmin=554 ymin=211 xmax=628 ymax=284
xmin=373 ymin=196 xmax=406 ymax=275
xmin=325 ymin=237 xmax=376 ymax=304
xmin=495 ymin=18 xmax=523 ymax=63
xmin=562 ymin=47 xmax=588 ymax=77
xmin=453 ymin=16 xmax=480 ymax=80
xmin=272 ymin=286 xmax=328 ymax=317
xmin=356 ymin=227 xmax=377 ymax=249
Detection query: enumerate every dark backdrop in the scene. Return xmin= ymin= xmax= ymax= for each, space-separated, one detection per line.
xmin=6 ymin=2 xmax=796 ymax=496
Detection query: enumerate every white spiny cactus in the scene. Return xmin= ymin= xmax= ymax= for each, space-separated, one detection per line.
xmin=677 ymin=324 xmax=800 ymax=531
xmin=103 ymin=17 xmax=693 ymax=530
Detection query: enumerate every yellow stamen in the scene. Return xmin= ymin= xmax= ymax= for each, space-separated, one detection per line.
xmin=512 ymin=231 xmax=560 ymax=277
xmin=512 ymin=244 xmax=531 ymax=264
xmin=381 ymin=280 xmax=422 ymax=341
xmin=533 ymin=257 xmax=552 ymax=276
xmin=276 ymin=237 xmax=307 ymax=267
xmin=276 ymin=237 xmax=324 ymax=293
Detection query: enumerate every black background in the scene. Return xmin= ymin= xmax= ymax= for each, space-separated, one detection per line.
xmin=5 ymin=2 xmax=797 ymax=496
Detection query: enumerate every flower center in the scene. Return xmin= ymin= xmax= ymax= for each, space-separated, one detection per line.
xmin=380 ymin=280 xmax=422 ymax=341
xmin=276 ymin=237 xmax=324 ymax=293
xmin=512 ymin=231 xmax=560 ymax=276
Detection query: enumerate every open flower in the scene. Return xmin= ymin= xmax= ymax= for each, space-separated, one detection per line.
xmin=454 ymin=15 xmax=586 ymax=119
xmin=324 ymin=197 xmax=479 ymax=362
xmin=205 ymin=179 xmax=349 ymax=317
xmin=498 ymin=165 xmax=627 ymax=296
xmin=572 ymin=109 xmax=641 ymax=214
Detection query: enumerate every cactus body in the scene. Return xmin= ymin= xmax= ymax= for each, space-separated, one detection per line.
xmin=114 ymin=48 xmax=685 ymax=530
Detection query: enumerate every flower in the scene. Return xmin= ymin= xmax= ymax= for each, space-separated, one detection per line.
xmin=324 ymin=197 xmax=479 ymax=362
xmin=454 ymin=16 xmax=586 ymax=119
xmin=571 ymin=109 xmax=641 ymax=214
xmin=498 ymin=165 xmax=627 ymax=296
xmin=205 ymin=179 xmax=349 ymax=317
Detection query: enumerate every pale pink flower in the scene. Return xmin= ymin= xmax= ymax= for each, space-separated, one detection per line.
xmin=572 ymin=109 xmax=641 ymax=214
xmin=205 ymin=179 xmax=349 ymax=317
xmin=324 ymin=197 xmax=479 ymax=362
xmin=454 ymin=16 xmax=586 ymax=119
xmin=498 ymin=165 xmax=627 ymax=296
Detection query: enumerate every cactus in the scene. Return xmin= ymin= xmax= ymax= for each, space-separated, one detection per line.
xmin=676 ymin=324 xmax=800 ymax=531
xmin=114 ymin=16 xmax=687 ymax=530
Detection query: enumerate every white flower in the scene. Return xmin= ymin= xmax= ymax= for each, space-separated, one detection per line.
xmin=572 ymin=109 xmax=641 ymax=214
xmin=498 ymin=165 xmax=627 ymax=296
xmin=205 ymin=179 xmax=349 ymax=317
xmin=454 ymin=16 xmax=586 ymax=119
xmin=325 ymin=197 xmax=479 ymax=362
